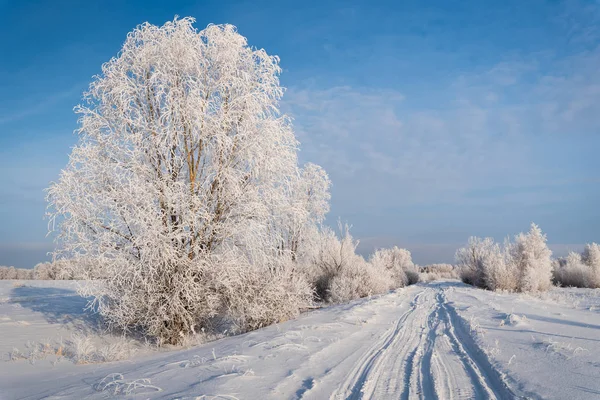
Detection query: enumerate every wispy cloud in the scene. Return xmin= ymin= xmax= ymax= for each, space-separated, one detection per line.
xmin=283 ymin=47 xmax=600 ymax=208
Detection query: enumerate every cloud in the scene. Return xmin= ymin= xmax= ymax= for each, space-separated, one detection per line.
xmin=283 ymin=47 xmax=600 ymax=210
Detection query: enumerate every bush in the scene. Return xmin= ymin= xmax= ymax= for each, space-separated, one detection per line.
xmin=0 ymin=266 xmax=34 ymax=280
xmin=583 ymin=243 xmax=600 ymax=287
xmin=217 ymin=259 xmax=313 ymax=333
xmin=328 ymin=257 xmax=391 ymax=304
xmin=512 ymin=224 xmax=553 ymax=292
xmin=553 ymin=243 xmax=600 ymax=288
xmin=456 ymin=223 xmax=552 ymax=293
xmin=369 ymin=247 xmax=411 ymax=288
xmin=307 ymin=224 xmax=373 ymax=302
xmin=305 ymin=224 xmax=418 ymax=304
xmin=554 ymin=252 xmax=592 ymax=288
xmin=419 ymin=263 xmax=459 ymax=281
xmin=455 ymin=237 xmax=495 ymax=288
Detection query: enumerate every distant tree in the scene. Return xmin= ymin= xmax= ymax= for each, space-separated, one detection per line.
xmin=512 ymin=223 xmax=553 ymax=292
xmin=308 ymin=223 xmax=364 ymax=301
xmin=47 ymin=18 xmax=319 ymax=344
xmin=456 ymin=224 xmax=553 ymax=292
xmin=582 ymin=243 xmax=600 ymax=287
xmin=370 ymin=246 xmax=413 ymax=288
xmin=455 ymin=237 xmax=495 ymax=288
xmin=553 ymin=251 xmax=592 ymax=288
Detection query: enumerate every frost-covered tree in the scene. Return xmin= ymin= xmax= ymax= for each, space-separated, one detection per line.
xmin=456 ymin=237 xmax=516 ymax=291
xmin=369 ymin=247 xmax=412 ymax=288
xmin=582 ymin=243 xmax=600 ymax=287
xmin=455 ymin=237 xmax=495 ymax=288
xmin=46 ymin=18 xmax=318 ymax=344
xmin=0 ymin=266 xmax=16 ymax=279
xmin=0 ymin=266 xmax=33 ymax=280
xmin=308 ymin=223 xmax=364 ymax=301
xmin=419 ymin=263 xmax=458 ymax=281
xmin=328 ymin=257 xmax=390 ymax=303
xmin=278 ymin=163 xmax=330 ymax=262
xmin=481 ymin=242 xmax=518 ymax=291
xmin=456 ymin=225 xmax=553 ymax=292
xmin=512 ymin=223 xmax=553 ymax=292
xmin=553 ymin=251 xmax=592 ymax=288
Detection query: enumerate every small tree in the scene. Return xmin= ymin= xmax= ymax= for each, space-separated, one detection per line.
xmin=512 ymin=223 xmax=553 ymax=292
xmin=308 ymin=223 xmax=363 ymax=301
xmin=554 ymin=251 xmax=592 ymax=288
xmin=583 ymin=243 xmax=600 ymax=287
xmin=369 ymin=246 xmax=412 ymax=288
xmin=455 ymin=237 xmax=495 ymax=288
xmin=47 ymin=18 xmax=319 ymax=344
xmin=481 ymin=242 xmax=517 ymax=291
xmin=278 ymin=163 xmax=330 ymax=262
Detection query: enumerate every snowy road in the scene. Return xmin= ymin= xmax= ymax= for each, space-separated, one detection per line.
xmin=3 ymin=280 xmax=600 ymax=399
xmin=332 ymin=286 xmax=514 ymax=399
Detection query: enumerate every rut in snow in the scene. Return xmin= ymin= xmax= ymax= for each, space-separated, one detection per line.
xmin=332 ymin=286 xmax=516 ymax=400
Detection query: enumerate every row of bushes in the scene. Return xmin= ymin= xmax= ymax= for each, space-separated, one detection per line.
xmin=306 ymin=224 xmax=418 ymax=304
xmin=456 ymin=223 xmax=600 ymax=292
xmin=0 ymin=259 xmax=103 ymax=281
xmin=553 ymin=243 xmax=600 ymax=289
xmin=418 ymin=263 xmax=459 ymax=281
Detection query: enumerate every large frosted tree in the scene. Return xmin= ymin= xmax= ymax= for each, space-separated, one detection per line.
xmin=47 ymin=18 xmax=323 ymax=344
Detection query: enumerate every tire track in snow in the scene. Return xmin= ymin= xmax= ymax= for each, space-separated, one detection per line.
xmin=330 ymin=289 xmax=429 ymax=400
xmin=438 ymin=291 xmax=516 ymax=399
xmin=331 ymin=286 xmax=516 ymax=400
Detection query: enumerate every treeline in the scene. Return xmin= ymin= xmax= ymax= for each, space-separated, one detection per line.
xmin=0 ymin=259 xmax=103 ymax=280
xmin=456 ymin=223 xmax=600 ymax=292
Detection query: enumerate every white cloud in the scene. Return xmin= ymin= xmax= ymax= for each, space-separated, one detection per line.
xmin=283 ymin=47 xmax=600 ymax=208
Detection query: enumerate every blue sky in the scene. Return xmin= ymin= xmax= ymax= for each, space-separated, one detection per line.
xmin=1 ymin=0 xmax=599 ymax=267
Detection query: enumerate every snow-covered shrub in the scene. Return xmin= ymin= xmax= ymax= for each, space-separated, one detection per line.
xmin=582 ymin=243 xmax=600 ymax=287
xmin=307 ymin=224 xmax=366 ymax=301
xmin=14 ymin=268 xmax=34 ymax=280
xmin=218 ymin=258 xmax=313 ymax=332
xmin=554 ymin=243 xmax=600 ymax=288
xmin=33 ymin=261 xmax=73 ymax=280
xmin=32 ymin=258 xmax=104 ymax=280
xmin=46 ymin=18 xmax=326 ymax=344
xmin=306 ymin=224 xmax=397 ymax=303
xmin=328 ymin=257 xmax=391 ymax=304
xmin=456 ymin=223 xmax=552 ymax=292
xmin=0 ymin=266 xmax=15 ymax=279
xmin=419 ymin=263 xmax=459 ymax=281
xmin=554 ymin=252 xmax=592 ymax=288
xmin=455 ymin=237 xmax=495 ymax=288
xmin=278 ymin=163 xmax=331 ymax=263
xmin=481 ymin=241 xmax=518 ymax=292
xmin=369 ymin=247 xmax=410 ymax=288
xmin=0 ymin=266 xmax=34 ymax=280
xmin=66 ymin=333 xmax=96 ymax=364
xmin=512 ymin=224 xmax=553 ymax=292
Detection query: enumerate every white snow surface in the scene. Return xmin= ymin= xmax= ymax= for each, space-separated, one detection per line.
xmin=1 ymin=279 xmax=600 ymax=399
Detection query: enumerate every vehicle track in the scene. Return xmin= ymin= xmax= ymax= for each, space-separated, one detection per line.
xmin=332 ymin=287 xmax=516 ymax=400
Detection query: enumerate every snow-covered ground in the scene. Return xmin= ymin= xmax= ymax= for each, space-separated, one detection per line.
xmin=1 ymin=280 xmax=599 ymax=399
